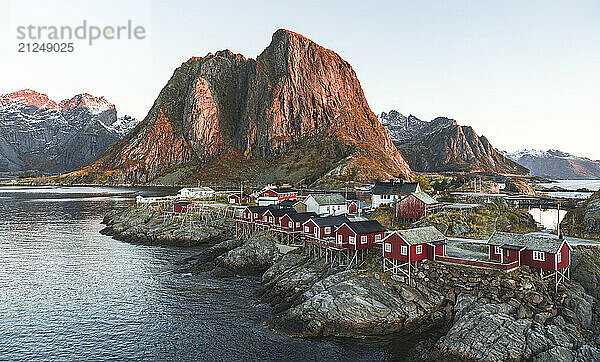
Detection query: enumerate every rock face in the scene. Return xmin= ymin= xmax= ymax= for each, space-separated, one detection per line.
xmin=562 ymin=192 xmax=600 ymax=240
xmin=0 ymin=89 xmax=137 ymax=175
xmin=504 ymin=149 xmax=600 ymax=180
xmin=504 ymin=177 xmax=537 ymax=195
xmin=100 ymin=205 xmax=232 ymax=246
xmin=379 ymin=111 xmax=528 ymax=175
xmin=77 ymin=30 xmax=412 ymax=185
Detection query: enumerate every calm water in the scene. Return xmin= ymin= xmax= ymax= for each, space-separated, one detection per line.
xmin=0 ymin=186 xmax=400 ymax=361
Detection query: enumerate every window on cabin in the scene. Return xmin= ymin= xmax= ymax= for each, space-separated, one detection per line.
xmin=325 ymin=227 xmax=331 ymax=234
xmin=494 ymin=246 xmax=500 ymax=254
xmin=296 ymin=222 xmax=300 ymax=228
xmin=401 ymin=246 xmax=408 ymax=255
xmin=384 ymin=243 xmax=391 ymax=253
xmin=304 ymin=226 xmax=309 ymax=233
xmin=557 ymin=252 xmax=561 ymax=263
xmin=337 ymin=235 xmax=342 ymax=244
xmin=533 ymin=251 xmax=545 ymax=262
xmin=375 ymin=234 xmax=381 ymax=242
xmin=361 ymin=236 xmax=367 ymax=244
xmin=349 ymin=236 xmax=356 ymax=244
xmin=416 ymin=245 xmax=423 ymax=254
xmin=253 ymin=213 xmax=257 ymax=218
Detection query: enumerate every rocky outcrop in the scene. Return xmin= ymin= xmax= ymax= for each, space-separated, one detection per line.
xmin=0 ymin=89 xmax=137 ymax=175
xmin=379 ymin=111 xmax=528 ymax=175
xmin=562 ymin=192 xmax=600 ymax=240
xmin=504 ymin=149 xmax=600 ymax=180
xmin=73 ymin=30 xmax=412 ymax=185
xmin=504 ymin=177 xmax=537 ymax=195
xmin=100 ymin=205 xmax=232 ymax=246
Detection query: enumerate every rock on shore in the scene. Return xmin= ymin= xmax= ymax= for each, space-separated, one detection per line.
xmin=100 ymin=206 xmax=233 ymax=246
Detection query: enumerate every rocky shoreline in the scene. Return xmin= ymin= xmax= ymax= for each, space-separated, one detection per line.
xmin=103 ymin=206 xmax=600 ymax=361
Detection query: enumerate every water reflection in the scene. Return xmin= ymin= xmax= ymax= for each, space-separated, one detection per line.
xmin=0 ymin=186 xmax=397 ymax=361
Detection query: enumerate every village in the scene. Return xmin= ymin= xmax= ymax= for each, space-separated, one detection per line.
xmin=135 ymin=179 xmax=574 ymax=290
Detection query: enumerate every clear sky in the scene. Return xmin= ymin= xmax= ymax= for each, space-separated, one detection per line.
xmin=1 ymin=0 xmax=599 ymax=159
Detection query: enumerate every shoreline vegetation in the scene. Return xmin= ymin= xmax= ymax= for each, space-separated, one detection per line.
xmin=101 ymin=204 xmax=600 ymax=360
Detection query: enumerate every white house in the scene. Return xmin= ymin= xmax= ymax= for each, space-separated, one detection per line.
xmin=178 ymin=186 xmax=215 ymax=199
xmin=304 ymin=193 xmax=348 ymax=216
xmin=371 ymin=181 xmax=420 ymax=208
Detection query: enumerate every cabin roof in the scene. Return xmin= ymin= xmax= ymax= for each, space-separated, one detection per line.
xmin=308 ymin=193 xmax=346 ymax=206
xmin=247 ymin=205 xmax=271 ymax=213
xmin=410 ymin=192 xmax=438 ymax=205
xmin=278 ymin=199 xmax=297 ymax=208
xmin=310 ymin=215 xmax=350 ymax=227
xmin=342 ymin=220 xmax=386 ymax=234
xmin=372 ymin=181 xmax=419 ymax=195
xmin=268 ymin=208 xmax=297 ymax=217
xmin=487 ymin=232 xmax=566 ymax=254
xmin=287 ymin=212 xmax=318 ymax=222
xmin=393 ymin=226 xmax=446 ymax=245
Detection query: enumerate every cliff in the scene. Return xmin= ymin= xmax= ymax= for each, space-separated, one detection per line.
xmin=379 ymin=111 xmax=529 ymax=175
xmin=0 ymin=89 xmax=137 ymax=175
xmin=67 ymin=30 xmax=412 ymax=185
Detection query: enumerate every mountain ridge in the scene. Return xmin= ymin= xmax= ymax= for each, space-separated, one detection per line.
xmin=379 ymin=110 xmax=529 ymax=175
xmin=504 ymin=149 xmax=600 ymax=179
xmin=68 ymin=29 xmax=413 ymax=185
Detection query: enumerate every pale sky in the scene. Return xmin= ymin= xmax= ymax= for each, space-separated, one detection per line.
xmin=1 ymin=0 xmax=599 ymax=159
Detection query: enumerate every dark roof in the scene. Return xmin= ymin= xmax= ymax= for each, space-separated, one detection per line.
xmin=287 ymin=212 xmax=318 ymax=222
xmin=175 ymin=201 xmax=192 ymax=206
xmin=247 ymin=206 xmax=271 ymax=213
xmin=391 ymin=226 xmax=446 ymax=246
xmin=278 ymin=199 xmax=297 ymax=208
xmin=268 ymin=208 xmax=297 ymax=217
xmin=310 ymin=215 xmax=350 ymax=227
xmin=487 ymin=232 xmax=566 ymax=254
xmin=372 ymin=181 xmax=419 ymax=195
xmin=342 ymin=220 xmax=387 ymax=234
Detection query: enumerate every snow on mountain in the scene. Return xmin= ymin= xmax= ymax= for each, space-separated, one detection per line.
xmin=0 ymin=89 xmax=135 ymax=175
xmin=504 ymin=149 xmax=600 ymax=179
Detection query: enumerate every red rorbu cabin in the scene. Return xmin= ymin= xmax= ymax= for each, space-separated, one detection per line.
xmin=487 ymin=232 xmax=571 ymax=271
xmin=262 ymin=208 xmax=297 ymax=229
xmin=302 ymin=215 xmax=350 ymax=244
xmin=280 ymin=212 xmax=318 ymax=232
xmin=243 ymin=205 xmax=272 ymax=223
xmin=396 ymin=192 xmax=440 ymax=221
xmin=335 ymin=220 xmax=386 ymax=250
xmin=257 ymin=187 xmax=298 ymax=206
xmin=228 ymin=193 xmax=249 ymax=204
xmin=173 ymin=201 xmax=193 ymax=213
xmin=382 ymin=226 xmax=447 ymax=263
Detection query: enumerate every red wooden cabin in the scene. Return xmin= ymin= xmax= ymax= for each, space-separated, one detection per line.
xmin=382 ymin=226 xmax=446 ymax=262
xmin=240 ymin=205 xmax=272 ymax=223
xmin=348 ymin=201 xmax=359 ymax=214
xmin=173 ymin=201 xmax=193 ymax=213
xmin=280 ymin=212 xmax=318 ymax=232
xmin=302 ymin=215 xmax=350 ymax=244
xmin=335 ymin=220 xmax=386 ymax=250
xmin=263 ymin=208 xmax=297 ymax=228
xmin=228 ymin=193 xmax=249 ymax=204
xmin=487 ymin=232 xmax=571 ymax=271
xmin=396 ymin=192 xmax=440 ymax=221
xmin=257 ymin=187 xmax=298 ymax=206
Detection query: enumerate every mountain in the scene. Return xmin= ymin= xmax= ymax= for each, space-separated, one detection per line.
xmin=378 ymin=111 xmax=529 ymax=175
xmin=503 ymin=149 xmax=600 ymax=180
xmin=67 ymin=29 xmax=412 ymax=185
xmin=0 ymin=89 xmax=138 ymax=175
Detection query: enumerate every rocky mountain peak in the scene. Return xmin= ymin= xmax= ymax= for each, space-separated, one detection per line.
xmin=78 ymin=29 xmax=413 ymax=185
xmin=59 ymin=93 xmax=116 ymax=114
xmin=0 ymin=89 xmax=59 ymax=110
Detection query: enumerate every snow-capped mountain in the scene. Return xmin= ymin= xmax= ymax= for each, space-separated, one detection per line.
xmin=379 ymin=110 xmax=528 ymax=175
xmin=0 ymin=90 xmax=138 ymax=175
xmin=503 ymin=149 xmax=600 ymax=179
